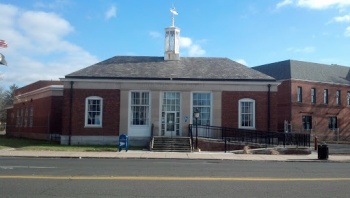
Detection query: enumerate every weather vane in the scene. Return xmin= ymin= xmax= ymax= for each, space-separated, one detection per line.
xmin=170 ymin=7 xmax=178 ymax=27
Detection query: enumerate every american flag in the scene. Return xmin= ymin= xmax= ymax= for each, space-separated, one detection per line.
xmin=0 ymin=40 xmax=8 ymax=48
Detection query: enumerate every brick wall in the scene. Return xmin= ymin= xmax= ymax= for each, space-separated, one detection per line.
xmin=222 ymin=90 xmax=278 ymax=132
xmin=62 ymin=88 xmax=120 ymax=136
xmin=6 ymin=95 xmax=63 ymax=140
xmin=289 ymin=80 xmax=350 ymax=141
xmin=15 ymin=81 xmax=63 ymax=96
xmin=276 ymin=80 xmax=292 ymax=131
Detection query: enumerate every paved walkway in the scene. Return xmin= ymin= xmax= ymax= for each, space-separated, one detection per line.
xmin=1 ymin=149 xmax=350 ymax=162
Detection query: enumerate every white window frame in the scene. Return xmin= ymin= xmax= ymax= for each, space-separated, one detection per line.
xmin=297 ymin=86 xmax=302 ymax=102
xmin=130 ymin=91 xmax=150 ymax=126
xmin=324 ymin=89 xmax=328 ymax=104
xmin=311 ymin=88 xmax=316 ymax=104
xmin=85 ymin=96 xmax=103 ymax=127
xmin=238 ymin=98 xmax=256 ymax=129
xmin=192 ymin=92 xmax=212 ymax=126
xmin=161 ymin=92 xmax=181 ymax=136
xmin=336 ymin=90 xmax=341 ymax=105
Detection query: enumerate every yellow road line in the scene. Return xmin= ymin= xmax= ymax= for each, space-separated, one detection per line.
xmin=1 ymin=176 xmax=350 ymax=181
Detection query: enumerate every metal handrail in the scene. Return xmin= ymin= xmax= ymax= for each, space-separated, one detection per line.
xmin=188 ymin=124 xmax=311 ymax=148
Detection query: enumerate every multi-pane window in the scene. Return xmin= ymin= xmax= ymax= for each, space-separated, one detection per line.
xmin=348 ymin=91 xmax=350 ymax=106
xmin=20 ymin=108 xmax=23 ymax=127
xmin=85 ymin=96 xmax=103 ymax=127
xmin=336 ymin=90 xmax=341 ymax=105
xmin=297 ymin=86 xmax=302 ymax=102
xmin=328 ymin=117 xmax=337 ymax=130
xmin=311 ymin=88 xmax=316 ymax=104
xmin=192 ymin=92 xmax=211 ymax=126
xmin=131 ymin=92 xmax=150 ymax=126
xmin=239 ymin=98 xmax=255 ymax=129
xmin=16 ymin=109 xmax=20 ymax=127
xmin=29 ymin=107 xmax=33 ymax=127
xmin=324 ymin=89 xmax=328 ymax=104
xmin=24 ymin=107 xmax=28 ymax=127
xmin=302 ymin=115 xmax=312 ymax=130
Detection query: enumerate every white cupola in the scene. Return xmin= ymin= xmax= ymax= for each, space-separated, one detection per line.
xmin=164 ymin=7 xmax=180 ymax=61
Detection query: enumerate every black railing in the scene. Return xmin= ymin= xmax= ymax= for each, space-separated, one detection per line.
xmin=189 ymin=125 xmax=194 ymax=151
xmin=188 ymin=124 xmax=310 ymax=150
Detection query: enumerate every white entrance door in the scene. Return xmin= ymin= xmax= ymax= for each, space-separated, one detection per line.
xmin=165 ymin=112 xmax=176 ymax=137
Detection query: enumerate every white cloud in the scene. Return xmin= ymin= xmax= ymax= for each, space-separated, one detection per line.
xmin=19 ymin=11 xmax=74 ymax=48
xmin=234 ymin=59 xmax=248 ymax=66
xmin=188 ymin=44 xmax=206 ymax=56
xmin=149 ymin=31 xmax=161 ymax=38
xmin=296 ymin=0 xmax=350 ymax=9
xmin=179 ymin=37 xmax=192 ymax=48
xmin=276 ymin=0 xmax=293 ymax=9
xmin=179 ymin=37 xmax=206 ymax=56
xmin=105 ymin=5 xmax=117 ymax=20
xmin=334 ymin=14 xmax=350 ymax=22
xmin=276 ymin=0 xmax=350 ymax=9
xmin=0 ymin=3 xmax=98 ymax=87
xmin=287 ymin=46 xmax=315 ymax=53
xmin=345 ymin=26 xmax=350 ymax=36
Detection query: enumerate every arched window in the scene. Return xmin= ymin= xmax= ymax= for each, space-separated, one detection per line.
xmin=238 ymin=98 xmax=255 ymax=129
xmin=85 ymin=96 xmax=103 ymax=127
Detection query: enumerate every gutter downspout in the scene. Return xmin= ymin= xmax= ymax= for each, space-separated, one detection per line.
xmin=267 ymin=84 xmax=271 ymax=131
xmin=68 ymin=81 xmax=74 ymax=145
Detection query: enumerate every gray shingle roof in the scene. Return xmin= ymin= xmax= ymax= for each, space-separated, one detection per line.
xmin=253 ymin=60 xmax=350 ymax=85
xmin=66 ymin=56 xmax=275 ymax=81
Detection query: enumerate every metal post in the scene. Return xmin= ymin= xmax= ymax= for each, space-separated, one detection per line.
xmin=337 ymin=128 xmax=339 ymax=143
xmin=314 ymin=136 xmax=318 ymax=151
xmin=196 ymin=117 xmax=198 ymax=150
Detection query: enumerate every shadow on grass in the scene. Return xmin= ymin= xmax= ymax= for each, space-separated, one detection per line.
xmin=0 ymin=135 xmax=146 ymax=152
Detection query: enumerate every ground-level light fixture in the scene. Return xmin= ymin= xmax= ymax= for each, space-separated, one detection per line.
xmin=193 ymin=108 xmax=200 ymax=150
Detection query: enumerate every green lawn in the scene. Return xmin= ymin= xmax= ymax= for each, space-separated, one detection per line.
xmin=0 ymin=135 xmax=143 ymax=152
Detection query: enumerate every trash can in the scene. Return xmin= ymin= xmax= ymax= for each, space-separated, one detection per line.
xmin=118 ymin=134 xmax=128 ymax=152
xmin=318 ymin=144 xmax=328 ymax=160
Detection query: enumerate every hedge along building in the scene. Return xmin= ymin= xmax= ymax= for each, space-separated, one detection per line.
xmin=59 ymin=8 xmax=280 ymax=146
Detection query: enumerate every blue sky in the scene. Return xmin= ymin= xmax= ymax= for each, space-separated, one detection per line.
xmin=1 ymin=0 xmax=350 ymax=88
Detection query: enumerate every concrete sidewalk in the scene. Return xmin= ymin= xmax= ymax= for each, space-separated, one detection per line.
xmin=1 ymin=149 xmax=350 ymax=162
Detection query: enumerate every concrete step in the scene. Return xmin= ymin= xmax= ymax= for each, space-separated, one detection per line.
xmin=152 ymin=137 xmax=192 ymax=152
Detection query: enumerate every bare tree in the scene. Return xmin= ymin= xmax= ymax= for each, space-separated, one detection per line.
xmin=0 ymin=84 xmax=18 ymax=123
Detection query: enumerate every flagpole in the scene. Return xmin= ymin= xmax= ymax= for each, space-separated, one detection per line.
xmin=0 ymin=39 xmax=8 ymax=65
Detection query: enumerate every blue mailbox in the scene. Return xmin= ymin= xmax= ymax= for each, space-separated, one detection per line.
xmin=119 ymin=134 xmax=128 ymax=152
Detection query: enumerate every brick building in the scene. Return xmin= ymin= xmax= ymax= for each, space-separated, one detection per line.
xmin=6 ymin=81 xmax=63 ymax=140
xmin=59 ymin=56 xmax=278 ymax=145
xmin=254 ymin=60 xmax=350 ymax=141
xmin=6 ymin=9 xmax=280 ymax=146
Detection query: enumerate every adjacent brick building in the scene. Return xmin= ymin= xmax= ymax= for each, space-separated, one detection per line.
xmin=254 ymin=60 xmax=350 ymax=141
xmin=6 ymin=81 xmax=63 ymax=140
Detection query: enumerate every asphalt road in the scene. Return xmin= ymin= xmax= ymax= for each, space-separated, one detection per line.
xmin=1 ymin=157 xmax=350 ymax=197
